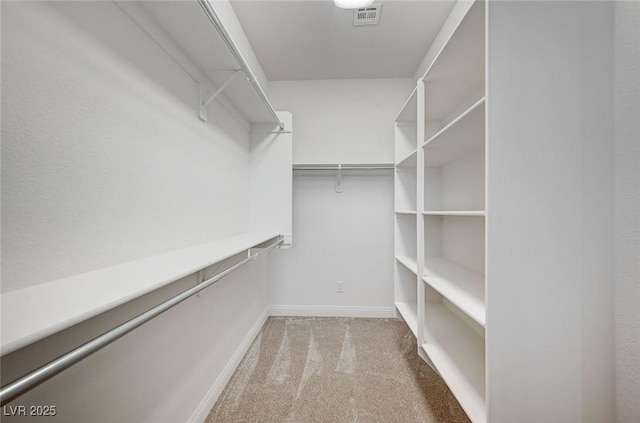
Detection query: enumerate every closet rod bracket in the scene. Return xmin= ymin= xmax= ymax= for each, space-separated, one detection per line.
xmin=335 ymin=164 xmax=344 ymax=193
xmin=198 ymin=70 xmax=241 ymax=122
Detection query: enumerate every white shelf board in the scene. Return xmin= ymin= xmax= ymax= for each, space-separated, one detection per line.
xmin=423 ymin=211 xmax=485 ymax=217
xmin=1 ymin=232 xmax=279 ymax=354
xmin=394 ymin=87 xmax=418 ymax=122
xmin=133 ymin=1 xmax=275 ymax=124
xmin=423 ymin=303 xmax=486 ymax=423
xmin=395 ymin=301 xmax=418 ymax=337
xmin=423 ymin=98 xmax=485 ymax=167
xmin=423 ymin=257 xmax=485 ymax=326
xmin=395 ymin=149 xmax=418 ymax=168
xmin=422 ymin=1 xmax=485 ymax=123
xmin=395 ymin=210 xmax=418 ymax=215
xmin=396 ymin=255 xmax=418 ymax=275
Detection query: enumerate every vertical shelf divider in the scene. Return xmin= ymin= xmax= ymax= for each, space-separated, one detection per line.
xmin=416 ymin=80 xmax=427 ymax=352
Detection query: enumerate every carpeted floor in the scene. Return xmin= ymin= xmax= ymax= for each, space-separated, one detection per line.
xmin=206 ymin=317 xmax=470 ymax=423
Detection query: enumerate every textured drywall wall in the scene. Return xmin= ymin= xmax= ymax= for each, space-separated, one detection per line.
xmin=615 ymin=1 xmax=640 ymax=421
xmin=269 ymin=78 xmax=413 ymax=165
xmin=268 ymin=173 xmax=394 ymax=313
xmin=266 ymin=79 xmax=408 ymax=313
xmin=487 ymin=1 xmax=615 ymax=420
xmin=1 ymin=1 xmax=250 ymax=292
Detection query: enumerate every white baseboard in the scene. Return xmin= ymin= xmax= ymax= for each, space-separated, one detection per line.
xmin=187 ymin=307 xmax=270 ymax=423
xmin=268 ymin=304 xmax=396 ymax=318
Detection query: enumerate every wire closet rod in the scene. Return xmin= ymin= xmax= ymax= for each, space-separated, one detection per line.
xmin=197 ymin=0 xmax=284 ymax=131
xmin=0 ymin=236 xmax=284 ymax=406
xmin=293 ymin=164 xmax=394 ymax=171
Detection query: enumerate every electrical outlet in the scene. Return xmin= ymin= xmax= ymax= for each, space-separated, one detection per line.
xmin=336 ymin=281 xmax=345 ymax=293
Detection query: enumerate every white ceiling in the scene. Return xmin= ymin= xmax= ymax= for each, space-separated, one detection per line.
xmin=230 ymin=0 xmax=456 ymax=81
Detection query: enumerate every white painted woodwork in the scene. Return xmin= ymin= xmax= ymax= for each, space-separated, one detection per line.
xmin=423 ymin=211 xmax=485 ymax=217
xmin=396 ymin=256 xmax=418 ymax=276
xmin=396 ymin=148 xmax=418 ymax=169
xmin=131 ymin=0 xmax=274 ymax=124
xmin=1 ymin=233 xmax=279 ymax=355
xmin=394 ymin=215 xmax=417 ymax=261
xmin=395 ymin=167 xmax=418 ymax=213
xmin=422 ymin=0 xmax=485 ymax=127
xmin=424 ymin=215 xmax=485 ymax=275
xmin=395 ymin=2 xmax=487 ymax=421
xmin=394 ymin=87 xmax=418 ymax=123
xmin=422 ymin=303 xmax=486 ymax=423
xmin=424 ymin=152 xmax=485 ymax=212
xmin=423 ymin=258 xmax=485 ymax=327
xmin=395 ymin=301 xmax=418 ymax=337
xmin=423 ymin=99 xmax=485 ymax=164
xmin=396 ymin=0 xmax=619 ymax=421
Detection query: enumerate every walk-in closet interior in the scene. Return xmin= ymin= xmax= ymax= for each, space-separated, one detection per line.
xmin=1 ymin=0 xmax=638 ymax=422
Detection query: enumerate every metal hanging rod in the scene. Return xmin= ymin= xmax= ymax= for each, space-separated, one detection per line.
xmin=292 ymin=164 xmax=394 ymax=171
xmin=293 ymin=164 xmax=394 ymax=193
xmin=0 ymin=236 xmax=283 ymax=406
xmin=197 ymin=0 xmax=284 ymax=131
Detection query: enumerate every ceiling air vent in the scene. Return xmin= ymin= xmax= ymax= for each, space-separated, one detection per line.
xmin=353 ymin=4 xmax=381 ymax=26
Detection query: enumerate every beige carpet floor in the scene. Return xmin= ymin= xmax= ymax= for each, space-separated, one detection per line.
xmin=206 ymin=317 xmax=470 ymax=423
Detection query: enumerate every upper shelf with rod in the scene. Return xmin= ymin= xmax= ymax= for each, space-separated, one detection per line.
xmin=0 ymin=234 xmax=283 ymax=405
xmin=117 ymin=0 xmax=284 ymax=130
xmin=293 ymin=163 xmax=393 ymax=193
xmin=0 ymin=233 xmax=282 ymax=356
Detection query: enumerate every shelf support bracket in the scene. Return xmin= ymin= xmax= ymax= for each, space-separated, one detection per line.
xmin=198 ymin=70 xmax=242 ymax=122
xmin=335 ymin=164 xmax=344 ymax=193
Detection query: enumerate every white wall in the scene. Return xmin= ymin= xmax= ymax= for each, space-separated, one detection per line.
xmin=269 ymin=172 xmax=394 ymax=315
xmin=267 ymin=79 xmax=411 ymax=314
xmin=1 ymin=1 xmax=250 ymax=292
xmin=487 ymin=1 xmax=615 ymax=421
xmin=269 ymin=79 xmax=413 ymax=164
xmin=1 ymin=2 xmax=271 ymax=421
xmin=615 ymin=1 xmax=640 ymax=421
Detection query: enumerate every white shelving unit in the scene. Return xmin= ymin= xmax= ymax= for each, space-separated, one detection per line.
xmin=423 ymin=257 xmax=485 ymax=327
xmin=423 ymin=98 xmax=485 ymax=213
xmin=422 ymin=0 xmax=485 ymax=138
xmin=395 ymin=153 xmax=418 ymax=213
xmin=394 ymin=1 xmax=618 ymax=421
xmin=394 ymin=1 xmax=486 ymax=421
xmin=394 ymin=84 xmax=419 ymax=336
xmin=422 ymin=302 xmax=485 ymax=423
xmin=396 ymin=255 xmax=418 ymax=275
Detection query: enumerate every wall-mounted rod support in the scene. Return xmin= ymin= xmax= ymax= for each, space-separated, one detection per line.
xmin=0 ymin=236 xmax=283 ymax=406
xmin=197 ymin=0 xmax=285 ymax=131
xmin=199 ymin=71 xmax=241 ymax=122
xmin=335 ymin=164 xmax=344 ymax=193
